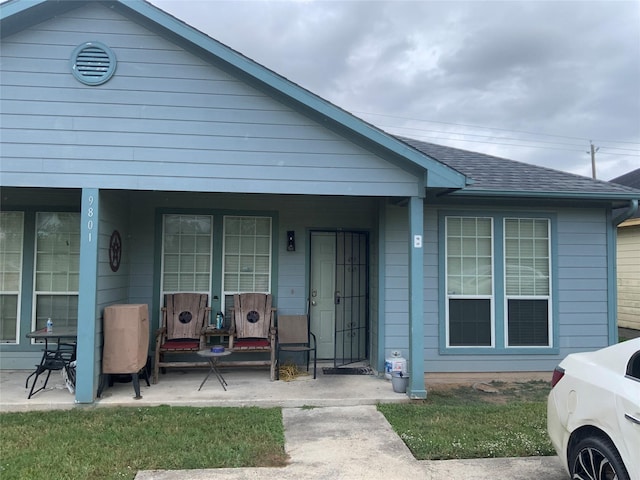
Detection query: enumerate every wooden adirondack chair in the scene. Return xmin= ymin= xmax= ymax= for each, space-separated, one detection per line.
xmin=153 ymin=293 xmax=210 ymax=384
xmin=229 ymin=293 xmax=276 ymax=381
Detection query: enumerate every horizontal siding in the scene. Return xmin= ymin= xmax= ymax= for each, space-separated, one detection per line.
xmin=556 ymin=208 xmax=611 ymax=351
xmin=382 ymin=204 xmax=411 ymax=357
xmin=0 ymin=3 xmax=420 ymax=197
xmin=617 ymin=225 xmax=640 ymax=330
xmin=417 ymin=205 xmax=612 ymax=373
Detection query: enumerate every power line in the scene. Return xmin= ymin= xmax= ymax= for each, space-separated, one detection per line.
xmin=379 ymin=125 xmax=640 ymax=157
xmin=596 ymin=150 xmax=640 ymax=157
xmin=374 ymin=123 xmax=589 ymax=149
xmin=354 ymin=110 xmax=640 ymax=146
xmin=391 ymin=131 xmax=587 ymax=153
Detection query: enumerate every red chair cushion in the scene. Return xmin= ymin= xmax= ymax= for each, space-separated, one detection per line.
xmin=234 ymin=338 xmax=270 ymax=348
xmin=161 ymin=340 xmax=200 ymax=351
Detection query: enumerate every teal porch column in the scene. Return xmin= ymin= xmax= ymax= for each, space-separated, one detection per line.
xmin=75 ymin=189 xmax=99 ymax=403
xmin=408 ymin=196 xmax=426 ymax=399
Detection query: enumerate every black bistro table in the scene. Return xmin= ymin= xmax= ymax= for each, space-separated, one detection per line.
xmin=25 ymin=326 xmax=77 ymax=399
xmin=197 ymin=349 xmax=232 ymax=391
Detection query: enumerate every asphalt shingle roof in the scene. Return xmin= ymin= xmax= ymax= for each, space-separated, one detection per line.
xmin=610 ymin=168 xmax=640 ymax=190
xmin=398 ymin=136 xmax=640 ymax=199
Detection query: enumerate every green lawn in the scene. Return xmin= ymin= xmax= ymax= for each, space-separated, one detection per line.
xmin=0 ymin=406 xmax=287 ymax=480
xmin=0 ymin=381 xmax=554 ymax=479
xmin=378 ymin=380 xmax=555 ymax=460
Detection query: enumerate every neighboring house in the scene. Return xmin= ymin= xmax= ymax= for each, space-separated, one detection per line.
xmin=611 ymin=169 xmax=640 ymax=331
xmin=1 ymin=0 xmax=639 ymax=404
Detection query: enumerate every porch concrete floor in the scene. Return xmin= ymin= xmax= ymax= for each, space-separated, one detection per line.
xmin=1 ymin=363 xmax=408 ymax=412
xmin=0 ymin=363 xmax=553 ymax=412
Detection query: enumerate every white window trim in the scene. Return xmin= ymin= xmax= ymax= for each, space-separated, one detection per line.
xmin=444 ymin=216 xmax=495 ymax=348
xmin=0 ymin=211 xmax=24 ymax=344
xmin=445 ymin=295 xmax=496 ymax=348
xmin=31 ymin=212 xmax=80 ymax=334
xmin=503 ymin=295 xmax=553 ymax=348
xmin=221 ymin=215 xmax=272 ymax=313
xmin=160 ymin=214 xmax=214 ymax=299
xmin=503 ymin=217 xmax=553 ymax=348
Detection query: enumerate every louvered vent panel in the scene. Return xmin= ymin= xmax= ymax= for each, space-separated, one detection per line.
xmin=76 ymin=47 xmax=110 ymax=78
xmin=71 ymin=42 xmax=117 ymax=86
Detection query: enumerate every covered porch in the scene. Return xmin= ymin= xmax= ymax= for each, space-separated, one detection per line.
xmin=1 ymin=186 xmax=432 ymax=403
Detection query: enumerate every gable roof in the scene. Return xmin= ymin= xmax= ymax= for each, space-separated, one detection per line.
xmin=0 ymin=0 xmax=467 ymax=192
xmin=1 ymin=0 xmax=638 ymax=204
xmin=611 ymin=168 xmax=640 ymax=190
xmin=401 ymin=137 xmax=640 ymax=201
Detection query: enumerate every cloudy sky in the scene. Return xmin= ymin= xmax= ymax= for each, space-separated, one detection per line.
xmin=150 ymin=0 xmax=640 ymax=182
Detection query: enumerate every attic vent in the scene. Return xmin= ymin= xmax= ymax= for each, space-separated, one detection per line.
xmin=70 ymin=42 xmax=117 ymax=86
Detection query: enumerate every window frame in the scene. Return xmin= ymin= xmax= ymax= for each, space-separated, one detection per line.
xmin=444 ymin=216 xmax=495 ymax=348
xmin=0 ymin=211 xmax=24 ymax=344
xmin=221 ymin=215 xmax=273 ymax=317
xmin=154 ymin=209 xmax=278 ymax=328
xmin=503 ymin=217 xmax=552 ymax=348
xmin=160 ymin=213 xmax=214 ymax=299
xmin=31 ymin=211 xmax=80 ymax=333
xmin=439 ymin=211 xmax=558 ymax=355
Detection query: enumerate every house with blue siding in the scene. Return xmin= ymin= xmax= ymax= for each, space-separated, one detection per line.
xmin=1 ymin=0 xmax=639 ymax=403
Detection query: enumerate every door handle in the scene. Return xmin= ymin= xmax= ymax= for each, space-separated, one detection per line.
xmin=335 ymin=291 xmax=341 ymax=305
xmin=311 ymin=300 xmax=317 ymax=306
xmin=625 ymin=413 xmax=640 ymax=425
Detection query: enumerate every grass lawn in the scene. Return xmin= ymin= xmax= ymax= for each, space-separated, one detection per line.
xmin=378 ymin=380 xmax=555 ymax=460
xmin=0 ymin=405 xmax=287 ymax=480
xmin=0 ymin=380 xmax=554 ymax=479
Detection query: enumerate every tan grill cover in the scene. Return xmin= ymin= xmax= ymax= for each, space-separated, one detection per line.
xmin=103 ymin=304 xmax=149 ymax=374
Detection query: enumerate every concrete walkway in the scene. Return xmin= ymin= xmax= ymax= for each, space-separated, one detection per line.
xmin=134 ymin=405 xmax=566 ymax=480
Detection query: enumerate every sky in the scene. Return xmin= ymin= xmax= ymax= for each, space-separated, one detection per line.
xmin=149 ymin=0 xmax=640 ymax=182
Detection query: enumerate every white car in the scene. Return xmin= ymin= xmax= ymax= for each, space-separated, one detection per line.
xmin=547 ymin=338 xmax=640 ymax=480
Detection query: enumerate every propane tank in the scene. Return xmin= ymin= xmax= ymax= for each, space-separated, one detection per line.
xmin=384 ymin=351 xmax=407 ymax=380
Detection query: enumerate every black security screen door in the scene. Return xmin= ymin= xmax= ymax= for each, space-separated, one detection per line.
xmin=334 ymin=232 xmax=369 ymax=367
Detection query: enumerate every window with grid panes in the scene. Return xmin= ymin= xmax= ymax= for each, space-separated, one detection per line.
xmin=222 ymin=216 xmax=272 ymax=314
xmin=34 ymin=212 xmax=80 ymax=330
xmin=504 ymin=218 xmax=551 ymax=346
xmin=446 ymin=217 xmax=493 ymax=347
xmin=161 ymin=214 xmax=212 ymax=298
xmin=0 ymin=212 xmax=24 ymax=343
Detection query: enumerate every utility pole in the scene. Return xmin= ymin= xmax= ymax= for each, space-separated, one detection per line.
xmin=589 ymin=141 xmax=600 ymax=179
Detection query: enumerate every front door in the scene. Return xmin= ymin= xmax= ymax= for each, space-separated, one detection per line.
xmin=310 ymin=231 xmax=369 ymax=365
xmin=310 ymin=233 xmax=336 ymax=359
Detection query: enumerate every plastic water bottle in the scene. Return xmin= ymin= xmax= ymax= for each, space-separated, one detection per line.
xmin=46 ymin=317 xmax=53 ymax=333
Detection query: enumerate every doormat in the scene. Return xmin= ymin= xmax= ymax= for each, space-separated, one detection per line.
xmin=322 ymin=367 xmax=374 ymax=375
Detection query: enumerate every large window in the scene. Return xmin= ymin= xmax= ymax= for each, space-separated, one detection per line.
xmin=223 ymin=216 xmax=272 ymax=294
xmin=444 ymin=215 xmax=553 ymax=350
xmin=34 ymin=212 xmax=80 ymax=330
xmin=0 ymin=212 xmax=24 ymax=343
xmin=504 ymin=218 xmax=550 ymax=346
xmin=159 ymin=214 xmax=273 ymax=317
xmin=446 ymin=217 xmax=494 ymax=347
xmin=161 ymin=214 xmax=213 ymax=296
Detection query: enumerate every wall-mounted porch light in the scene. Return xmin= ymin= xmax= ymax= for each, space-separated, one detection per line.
xmin=287 ymin=231 xmax=296 ymax=251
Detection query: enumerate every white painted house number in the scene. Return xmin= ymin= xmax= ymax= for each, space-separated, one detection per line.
xmin=87 ymin=195 xmax=95 ymax=242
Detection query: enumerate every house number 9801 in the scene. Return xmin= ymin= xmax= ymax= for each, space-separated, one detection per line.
xmin=87 ymin=195 xmax=94 ymax=242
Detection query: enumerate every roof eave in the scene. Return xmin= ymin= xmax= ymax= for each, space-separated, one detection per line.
xmin=450 ymin=189 xmax=640 ymax=202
